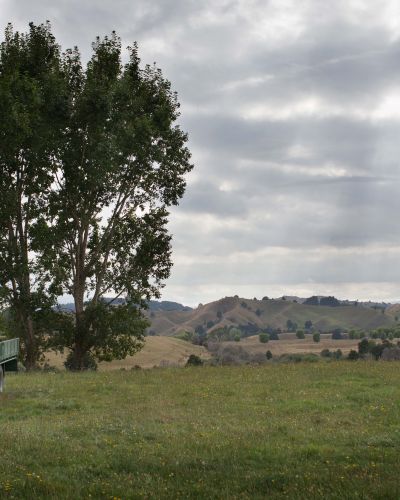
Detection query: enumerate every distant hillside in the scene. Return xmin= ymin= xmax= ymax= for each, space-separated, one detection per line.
xmin=387 ymin=304 xmax=400 ymax=319
xmin=57 ymin=299 xmax=191 ymax=313
xmin=148 ymin=296 xmax=397 ymax=336
xmin=148 ymin=300 xmax=192 ymax=312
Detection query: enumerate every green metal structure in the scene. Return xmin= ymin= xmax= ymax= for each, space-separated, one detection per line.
xmin=0 ymin=338 xmax=19 ymax=392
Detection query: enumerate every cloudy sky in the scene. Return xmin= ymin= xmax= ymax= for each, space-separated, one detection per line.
xmin=3 ymin=0 xmax=400 ymax=305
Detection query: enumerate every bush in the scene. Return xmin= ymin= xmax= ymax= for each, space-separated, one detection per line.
xmin=279 ymin=353 xmax=319 ymax=363
xmin=259 ymin=333 xmax=269 ymax=343
xmin=358 ymin=338 xmax=370 ymax=355
xmin=348 ymin=350 xmax=359 ymax=360
xmin=250 ymin=352 xmax=267 ymax=364
xmin=381 ymin=347 xmax=400 ymax=361
xmin=266 ymin=350 xmax=273 ymax=360
xmin=186 ymin=354 xmax=203 ymax=366
xmin=296 ymin=330 xmax=305 ymax=339
xmin=313 ymin=333 xmax=320 ymax=343
xmin=334 ymin=349 xmax=343 ymax=359
xmin=64 ymin=351 xmax=97 ymax=371
xmin=216 ymin=345 xmax=250 ymax=365
xmin=229 ymin=327 xmax=242 ymax=341
xmin=320 ymin=349 xmax=331 ymax=358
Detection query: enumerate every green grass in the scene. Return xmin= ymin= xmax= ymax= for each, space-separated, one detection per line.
xmin=1 ymin=363 xmax=400 ymax=498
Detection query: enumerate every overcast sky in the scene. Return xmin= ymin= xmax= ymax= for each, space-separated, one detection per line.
xmin=3 ymin=0 xmax=400 ymax=305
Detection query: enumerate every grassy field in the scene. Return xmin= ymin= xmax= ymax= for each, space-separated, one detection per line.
xmin=43 ymin=336 xmax=209 ymax=370
xmin=226 ymin=333 xmax=361 ymax=356
xmin=1 ymin=363 xmax=400 ymax=498
xmin=42 ymin=335 xmax=361 ymax=371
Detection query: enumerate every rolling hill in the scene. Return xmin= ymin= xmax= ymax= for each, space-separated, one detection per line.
xmin=147 ymin=296 xmax=397 ymax=336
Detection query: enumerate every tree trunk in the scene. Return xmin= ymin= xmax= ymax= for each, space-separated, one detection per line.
xmin=24 ymin=316 xmax=37 ymax=370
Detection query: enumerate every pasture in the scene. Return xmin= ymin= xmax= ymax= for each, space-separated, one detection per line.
xmin=1 ymin=362 xmax=400 ymax=498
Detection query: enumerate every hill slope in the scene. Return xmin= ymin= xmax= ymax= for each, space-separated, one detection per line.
xmin=148 ymin=296 xmax=396 ymax=336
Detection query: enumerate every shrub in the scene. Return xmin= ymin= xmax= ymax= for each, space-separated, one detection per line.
xmin=259 ymin=333 xmax=269 ymax=343
xmin=186 ymin=354 xmax=203 ymax=366
xmin=250 ymin=352 xmax=267 ymax=364
xmin=266 ymin=350 xmax=273 ymax=360
xmin=296 ymin=330 xmax=305 ymax=339
xmin=348 ymin=350 xmax=359 ymax=360
xmin=334 ymin=349 xmax=343 ymax=359
xmin=255 ymin=309 xmax=262 ymax=317
xmin=313 ymin=333 xmax=320 ymax=343
xmin=331 ymin=330 xmax=343 ymax=340
xmin=320 ymin=349 xmax=331 ymax=358
xmin=64 ymin=351 xmax=97 ymax=371
xmin=358 ymin=338 xmax=370 ymax=355
xmin=381 ymin=347 xmax=400 ymax=361
xmin=216 ymin=345 xmax=250 ymax=365
xmin=227 ymin=327 xmax=241 ymax=342
xmin=279 ymin=353 xmax=319 ymax=363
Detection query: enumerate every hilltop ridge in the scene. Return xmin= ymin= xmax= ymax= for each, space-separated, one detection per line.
xmin=148 ymin=295 xmax=397 ymax=336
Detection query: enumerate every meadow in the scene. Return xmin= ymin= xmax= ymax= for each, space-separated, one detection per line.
xmin=1 ymin=362 xmax=400 ymax=499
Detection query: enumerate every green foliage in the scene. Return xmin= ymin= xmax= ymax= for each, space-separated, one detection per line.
xmin=279 ymin=353 xmax=319 ymax=363
xmin=0 ymin=22 xmax=68 ymax=368
xmin=320 ymin=349 xmax=343 ymax=360
xmin=259 ymin=333 xmax=269 ymax=343
xmin=331 ymin=329 xmax=343 ymax=339
xmin=313 ymin=333 xmax=320 ymax=343
xmin=174 ymin=330 xmax=192 ymax=342
xmin=266 ymin=350 xmax=273 ymax=360
xmin=358 ymin=338 xmax=370 ymax=355
xmin=296 ymin=330 xmax=305 ymax=339
xmin=185 ymin=354 xmax=203 ymax=366
xmin=348 ymin=349 xmax=359 ymax=360
xmin=286 ymin=319 xmax=297 ymax=332
xmin=64 ymin=351 xmax=97 ymax=371
xmin=357 ymin=338 xmax=395 ymax=360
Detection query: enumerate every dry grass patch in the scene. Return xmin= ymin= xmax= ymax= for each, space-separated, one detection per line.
xmin=44 ymin=336 xmax=209 ymax=370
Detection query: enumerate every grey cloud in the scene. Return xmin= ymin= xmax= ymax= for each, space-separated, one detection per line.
xmin=3 ymin=0 xmax=400 ymax=301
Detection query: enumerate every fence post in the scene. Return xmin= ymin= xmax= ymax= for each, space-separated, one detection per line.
xmin=0 ymin=364 xmax=4 ymax=393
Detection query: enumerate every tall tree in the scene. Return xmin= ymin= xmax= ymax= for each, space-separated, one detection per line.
xmin=45 ymin=34 xmax=192 ymax=369
xmin=0 ymin=23 xmax=67 ymax=369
